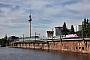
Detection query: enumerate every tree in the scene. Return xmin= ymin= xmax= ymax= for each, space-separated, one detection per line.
xmin=83 ymin=18 xmax=87 ymax=37
xmin=87 ymin=19 xmax=90 ymax=37
xmin=76 ymin=18 xmax=90 ymax=38
xmin=0 ymin=38 xmax=7 ymax=45
xmin=4 ymin=34 xmax=7 ymax=40
xmin=82 ymin=18 xmax=90 ymax=38
xmin=62 ymin=22 xmax=69 ymax=35
xmin=70 ymin=25 xmax=75 ymax=34
xmin=76 ymin=30 xmax=82 ymax=38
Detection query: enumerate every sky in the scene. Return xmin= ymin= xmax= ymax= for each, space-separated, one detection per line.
xmin=0 ymin=0 xmax=90 ymax=38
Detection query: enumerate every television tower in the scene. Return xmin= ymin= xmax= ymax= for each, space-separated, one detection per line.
xmin=28 ymin=5 xmax=32 ymax=38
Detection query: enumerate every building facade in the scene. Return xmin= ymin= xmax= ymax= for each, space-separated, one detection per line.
xmin=74 ymin=24 xmax=82 ymax=32
xmin=46 ymin=31 xmax=54 ymax=38
xmin=53 ymin=27 xmax=63 ymax=36
xmin=46 ymin=27 xmax=63 ymax=38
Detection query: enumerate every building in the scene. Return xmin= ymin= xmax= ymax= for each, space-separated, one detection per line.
xmin=74 ymin=24 xmax=82 ymax=32
xmin=53 ymin=27 xmax=63 ymax=36
xmin=46 ymin=31 xmax=54 ymax=38
xmin=8 ymin=36 xmax=19 ymax=41
xmin=46 ymin=27 xmax=63 ymax=38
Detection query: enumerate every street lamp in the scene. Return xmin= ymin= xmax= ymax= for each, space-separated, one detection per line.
xmin=82 ymin=21 xmax=84 ymax=40
xmin=28 ymin=15 xmax=32 ymax=38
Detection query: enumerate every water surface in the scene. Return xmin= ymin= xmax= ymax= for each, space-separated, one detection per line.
xmin=0 ymin=47 xmax=90 ymax=60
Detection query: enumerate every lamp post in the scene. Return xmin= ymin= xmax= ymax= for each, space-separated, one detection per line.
xmin=59 ymin=28 xmax=62 ymax=42
xmin=35 ymin=32 xmax=36 ymax=42
xmin=60 ymin=30 xmax=62 ymax=42
xmin=28 ymin=15 xmax=32 ymax=38
xmin=82 ymin=21 xmax=84 ymax=41
xmin=23 ymin=34 xmax=24 ymax=42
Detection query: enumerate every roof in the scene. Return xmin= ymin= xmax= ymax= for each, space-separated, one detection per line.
xmin=55 ymin=26 xmax=63 ymax=28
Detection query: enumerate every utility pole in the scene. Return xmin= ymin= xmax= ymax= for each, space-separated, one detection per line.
xmin=23 ymin=34 xmax=24 ymax=42
xmin=60 ymin=30 xmax=62 ymax=42
xmin=52 ymin=28 xmax=54 ymax=41
xmin=59 ymin=28 xmax=62 ymax=42
xmin=82 ymin=21 xmax=84 ymax=41
xmin=35 ymin=32 xmax=36 ymax=42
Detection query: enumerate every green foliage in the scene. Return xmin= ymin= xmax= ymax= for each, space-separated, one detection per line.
xmin=75 ymin=18 xmax=90 ymax=38
xmin=0 ymin=38 xmax=7 ymax=45
xmin=82 ymin=18 xmax=90 ymax=38
xmin=87 ymin=22 xmax=90 ymax=37
xmin=76 ymin=30 xmax=82 ymax=38
xmin=62 ymin=22 xmax=69 ymax=35
xmin=70 ymin=25 xmax=75 ymax=34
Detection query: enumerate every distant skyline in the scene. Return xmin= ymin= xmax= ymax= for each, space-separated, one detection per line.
xmin=0 ymin=0 xmax=90 ymax=38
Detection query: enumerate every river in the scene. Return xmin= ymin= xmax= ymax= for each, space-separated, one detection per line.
xmin=0 ymin=47 xmax=90 ymax=60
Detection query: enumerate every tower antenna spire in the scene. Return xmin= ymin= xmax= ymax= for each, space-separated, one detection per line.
xmin=29 ymin=3 xmax=31 ymax=15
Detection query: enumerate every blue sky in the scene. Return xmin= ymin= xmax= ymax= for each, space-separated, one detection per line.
xmin=0 ymin=0 xmax=90 ymax=38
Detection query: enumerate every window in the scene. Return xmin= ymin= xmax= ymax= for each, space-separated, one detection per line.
xmin=82 ymin=47 xmax=84 ymax=50
xmin=79 ymin=47 xmax=81 ymax=49
xmin=76 ymin=47 xmax=78 ymax=49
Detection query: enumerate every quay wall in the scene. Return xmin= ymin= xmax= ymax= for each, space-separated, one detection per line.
xmin=9 ymin=38 xmax=90 ymax=53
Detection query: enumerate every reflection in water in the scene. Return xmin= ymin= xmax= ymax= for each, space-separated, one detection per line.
xmin=0 ymin=47 xmax=90 ymax=60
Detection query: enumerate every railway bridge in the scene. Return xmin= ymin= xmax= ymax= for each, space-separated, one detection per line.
xmin=9 ymin=38 xmax=90 ymax=53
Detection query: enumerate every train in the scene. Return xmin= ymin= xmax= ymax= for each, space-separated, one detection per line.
xmin=62 ymin=34 xmax=79 ymax=39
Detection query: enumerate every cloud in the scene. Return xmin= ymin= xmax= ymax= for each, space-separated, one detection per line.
xmin=10 ymin=19 xmax=26 ymax=23
xmin=65 ymin=0 xmax=90 ymax=15
xmin=0 ymin=0 xmax=89 ymax=38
